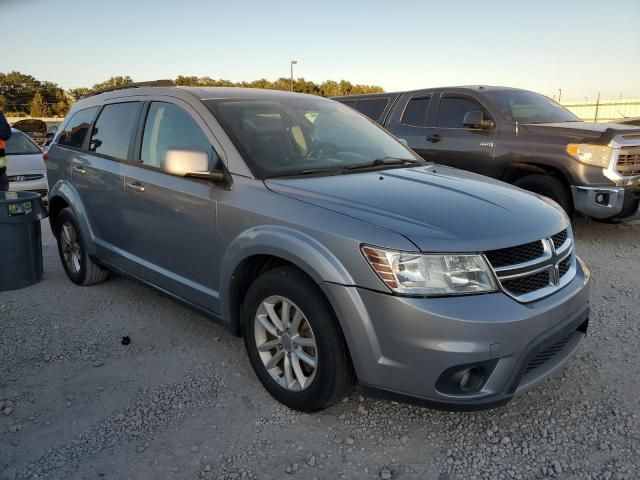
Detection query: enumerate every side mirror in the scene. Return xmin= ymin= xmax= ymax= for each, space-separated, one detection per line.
xmin=163 ymin=147 xmax=225 ymax=182
xmin=463 ymin=111 xmax=494 ymax=130
xmin=397 ymin=138 xmax=409 ymax=147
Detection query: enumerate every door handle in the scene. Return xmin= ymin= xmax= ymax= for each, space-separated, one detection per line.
xmin=426 ymin=134 xmax=442 ymax=143
xmin=72 ymin=165 xmax=86 ymax=174
xmin=126 ymin=181 xmax=145 ymax=193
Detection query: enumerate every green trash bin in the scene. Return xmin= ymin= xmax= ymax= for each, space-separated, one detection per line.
xmin=0 ymin=191 xmax=48 ymax=291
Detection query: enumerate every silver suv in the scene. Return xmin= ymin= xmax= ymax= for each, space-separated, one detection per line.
xmin=47 ymin=85 xmax=591 ymax=411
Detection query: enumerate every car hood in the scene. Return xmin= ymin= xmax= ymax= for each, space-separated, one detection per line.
xmin=6 ymin=154 xmax=47 ymax=176
xmin=265 ymin=165 xmax=568 ymax=252
xmin=523 ymin=121 xmax=640 ymax=142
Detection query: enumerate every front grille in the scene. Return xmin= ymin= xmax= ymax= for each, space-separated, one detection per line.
xmin=501 ymin=270 xmax=550 ymax=295
xmin=485 ymin=240 xmax=544 ymax=268
xmin=617 ymin=147 xmax=640 ymax=177
xmin=558 ymin=256 xmax=571 ymax=277
xmin=485 ymin=228 xmax=575 ymax=302
xmin=525 ymin=332 xmax=575 ymax=374
xmin=8 ymin=174 xmax=45 ymax=182
xmin=551 ymin=229 xmax=568 ymax=250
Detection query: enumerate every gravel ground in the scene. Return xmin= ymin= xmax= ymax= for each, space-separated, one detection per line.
xmin=1 ymin=218 xmax=639 ymax=480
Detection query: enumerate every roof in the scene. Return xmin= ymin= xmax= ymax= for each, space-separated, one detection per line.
xmin=335 ymin=85 xmax=527 ymax=100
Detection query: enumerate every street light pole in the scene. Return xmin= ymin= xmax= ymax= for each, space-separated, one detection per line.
xmin=290 ymin=60 xmax=298 ymax=92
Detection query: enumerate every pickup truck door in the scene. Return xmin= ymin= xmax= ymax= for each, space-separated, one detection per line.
xmin=423 ymin=93 xmax=497 ymax=176
xmin=383 ymin=92 xmax=434 ymax=158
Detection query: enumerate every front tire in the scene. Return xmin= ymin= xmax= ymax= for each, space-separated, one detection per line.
xmin=243 ymin=267 xmax=354 ymax=412
xmin=513 ymin=174 xmax=572 ymax=215
xmin=55 ymin=208 xmax=108 ymax=286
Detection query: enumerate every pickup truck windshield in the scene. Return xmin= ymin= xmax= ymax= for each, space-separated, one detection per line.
xmin=485 ymin=90 xmax=581 ymax=124
xmin=204 ymin=98 xmax=420 ymax=178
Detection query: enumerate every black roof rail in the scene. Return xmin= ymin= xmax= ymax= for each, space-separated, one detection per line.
xmin=82 ymin=79 xmax=175 ymax=98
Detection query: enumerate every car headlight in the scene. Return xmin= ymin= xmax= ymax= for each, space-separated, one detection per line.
xmin=566 ymin=143 xmax=612 ymax=167
xmin=361 ymin=246 xmax=497 ymax=296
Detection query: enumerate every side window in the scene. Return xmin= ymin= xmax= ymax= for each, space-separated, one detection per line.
xmin=141 ymin=102 xmax=215 ymax=169
xmin=436 ymin=96 xmax=487 ymax=128
xmin=339 ymin=100 xmax=356 ymax=108
xmin=354 ymin=99 xmax=388 ymax=122
xmin=401 ymin=96 xmax=431 ymax=127
xmin=58 ymin=107 xmax=98 ymax=149
xmin=89 ymin=102 xmax=140 ymax=160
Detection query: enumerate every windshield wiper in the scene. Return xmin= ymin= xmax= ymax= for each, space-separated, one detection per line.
xmin=343 ymin=157 xmax=422 ymax=171
xmin=266 ymin=167 xmax=346 ymax=179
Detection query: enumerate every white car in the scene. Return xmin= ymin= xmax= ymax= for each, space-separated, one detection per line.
xmin=6 ymin=128 xmax=48 ymax=199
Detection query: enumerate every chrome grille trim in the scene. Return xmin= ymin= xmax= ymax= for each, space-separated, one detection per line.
xmin=484 ymin=229 xmax=576 ymax=303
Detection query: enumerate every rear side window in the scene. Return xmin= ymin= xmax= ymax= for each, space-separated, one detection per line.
xmin=89 ymin=103 xmax=141 ymax=160
xmin=401 ymin=96 xmax=430 ymax=127
xmin=436 ymin=96 xmax=487 ymax=128
xmin=140 ymin=102 xmax=214 ymax=169
xmin=354 ymin=99 xmax=388 ymax=122
xmin=58 ymin=107 xmax=98 ymax=149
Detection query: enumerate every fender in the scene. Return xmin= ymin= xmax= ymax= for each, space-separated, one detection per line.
xmin=48 ymin=179 xmax=98 ymax=256
xmin=219 ymin=224 xmax=356 ymax=328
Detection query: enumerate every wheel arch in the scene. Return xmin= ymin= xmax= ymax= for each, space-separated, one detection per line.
xmin=48 ymin=180 xmax=97 ymax=255
xmin=219 ymin=225 xmax=356 ymax=336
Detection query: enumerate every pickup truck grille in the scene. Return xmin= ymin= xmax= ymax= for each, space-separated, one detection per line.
xmin=616 ymin=147 xmax=640 ymax=177
xmin=484 ymin=228 xmax=576 ymax=302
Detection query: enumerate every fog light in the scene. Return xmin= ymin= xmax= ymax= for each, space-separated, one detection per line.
xmin=435 ymin=360 xmax=498 ymax=395
xmin=595 ymin=193 xmax=609 ymax=205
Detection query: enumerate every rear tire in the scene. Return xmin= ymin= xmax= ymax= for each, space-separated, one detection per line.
xmin=242 ymin=267 xmax=354 ymax=412
xmin=513 ymin=174 xmax=572 ymax=215
xmin=55 ymin=208 xmax=109 ymax=286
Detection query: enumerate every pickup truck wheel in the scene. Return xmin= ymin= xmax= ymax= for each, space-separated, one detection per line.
xmin=55 ymin=208 xmax=109 ymax=286
xmin=243 ymin=267 xmax=354 ymax=412
xmin=513 ymin=174 xmax=572 ymax=215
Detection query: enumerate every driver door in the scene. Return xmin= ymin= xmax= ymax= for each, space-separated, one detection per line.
xmin=424 ymin=93 xmax=498 ymax=176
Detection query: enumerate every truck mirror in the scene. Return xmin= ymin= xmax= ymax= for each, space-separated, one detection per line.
xmin=462 ymin=111 xmax=484 ymax=129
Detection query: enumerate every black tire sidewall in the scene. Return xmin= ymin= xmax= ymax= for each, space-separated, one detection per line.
xmin=514 ymin=175 xmax=572 ymax=214
xmin=243 ymin=267 xmax=350 ymax=411
xmin=55 ymin=208 xmax=88 ymax=285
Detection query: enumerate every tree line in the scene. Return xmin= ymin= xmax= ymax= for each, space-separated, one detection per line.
xmin=0 ymin=72 xmax=384 ymax=118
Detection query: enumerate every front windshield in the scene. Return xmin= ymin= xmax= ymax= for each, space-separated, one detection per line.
xmin=204 ymin=97 xmax=421 ymax=178
xmin=484 ymin=90 xmax=581 ymax=124
xmin=6 ymin=131 xmax=42 ymax=155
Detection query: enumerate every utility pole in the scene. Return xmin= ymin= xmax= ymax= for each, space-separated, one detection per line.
xmin=290 ymin=60 xmax=298 ymax=92
xmin=594 ymin=92 xmax=601 ymax=122
xmin=558 ymin=88 xmax=562 ymax=103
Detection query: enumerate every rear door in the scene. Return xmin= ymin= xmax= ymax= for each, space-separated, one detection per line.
xmin=424 ymin=93 xmax=497 ymax=175
xmin=384 ymin=91 xmax=433 ymax=158
xmin=122 ymin=99 xmax=223 ymax=312
xmin=71 ymin=101 xmax=142 ymax=264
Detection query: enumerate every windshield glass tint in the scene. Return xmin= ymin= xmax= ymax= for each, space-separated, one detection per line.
xmin=204 ymin=98 xmax=418 ymax=178
xmin=6 ymin=131 xmax=41 ymax=155
xmin=485 ymin=90 xmax=580 ymax=124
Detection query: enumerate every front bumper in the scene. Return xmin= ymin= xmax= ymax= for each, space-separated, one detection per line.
xmin=9 ymin=178 xmax=49 ymax=201
xmin=322 ymin=257 xmax=590 ymax=410
xmin=571 ymin=185 xmax=640 ymax=221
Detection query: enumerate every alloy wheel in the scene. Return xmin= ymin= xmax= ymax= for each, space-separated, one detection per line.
xmin=254 ymin=295 xmax=318 ymax=391
xmin=60 ymin=221 xmax=81 ymax=274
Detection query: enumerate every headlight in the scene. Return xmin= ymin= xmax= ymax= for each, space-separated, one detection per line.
xmin=361 ymin=246 xmax=497 ymax=296
xmin=566 ymin=143 xmax=612 ymax=167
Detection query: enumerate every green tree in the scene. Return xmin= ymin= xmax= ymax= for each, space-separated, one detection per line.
xmin=91 ymin=76 xmax=134 ymax=91
xmin=29 ymin=90 xmax=50 ymax=117
xmin=67 ymin=87 xmax=90 ymax=101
